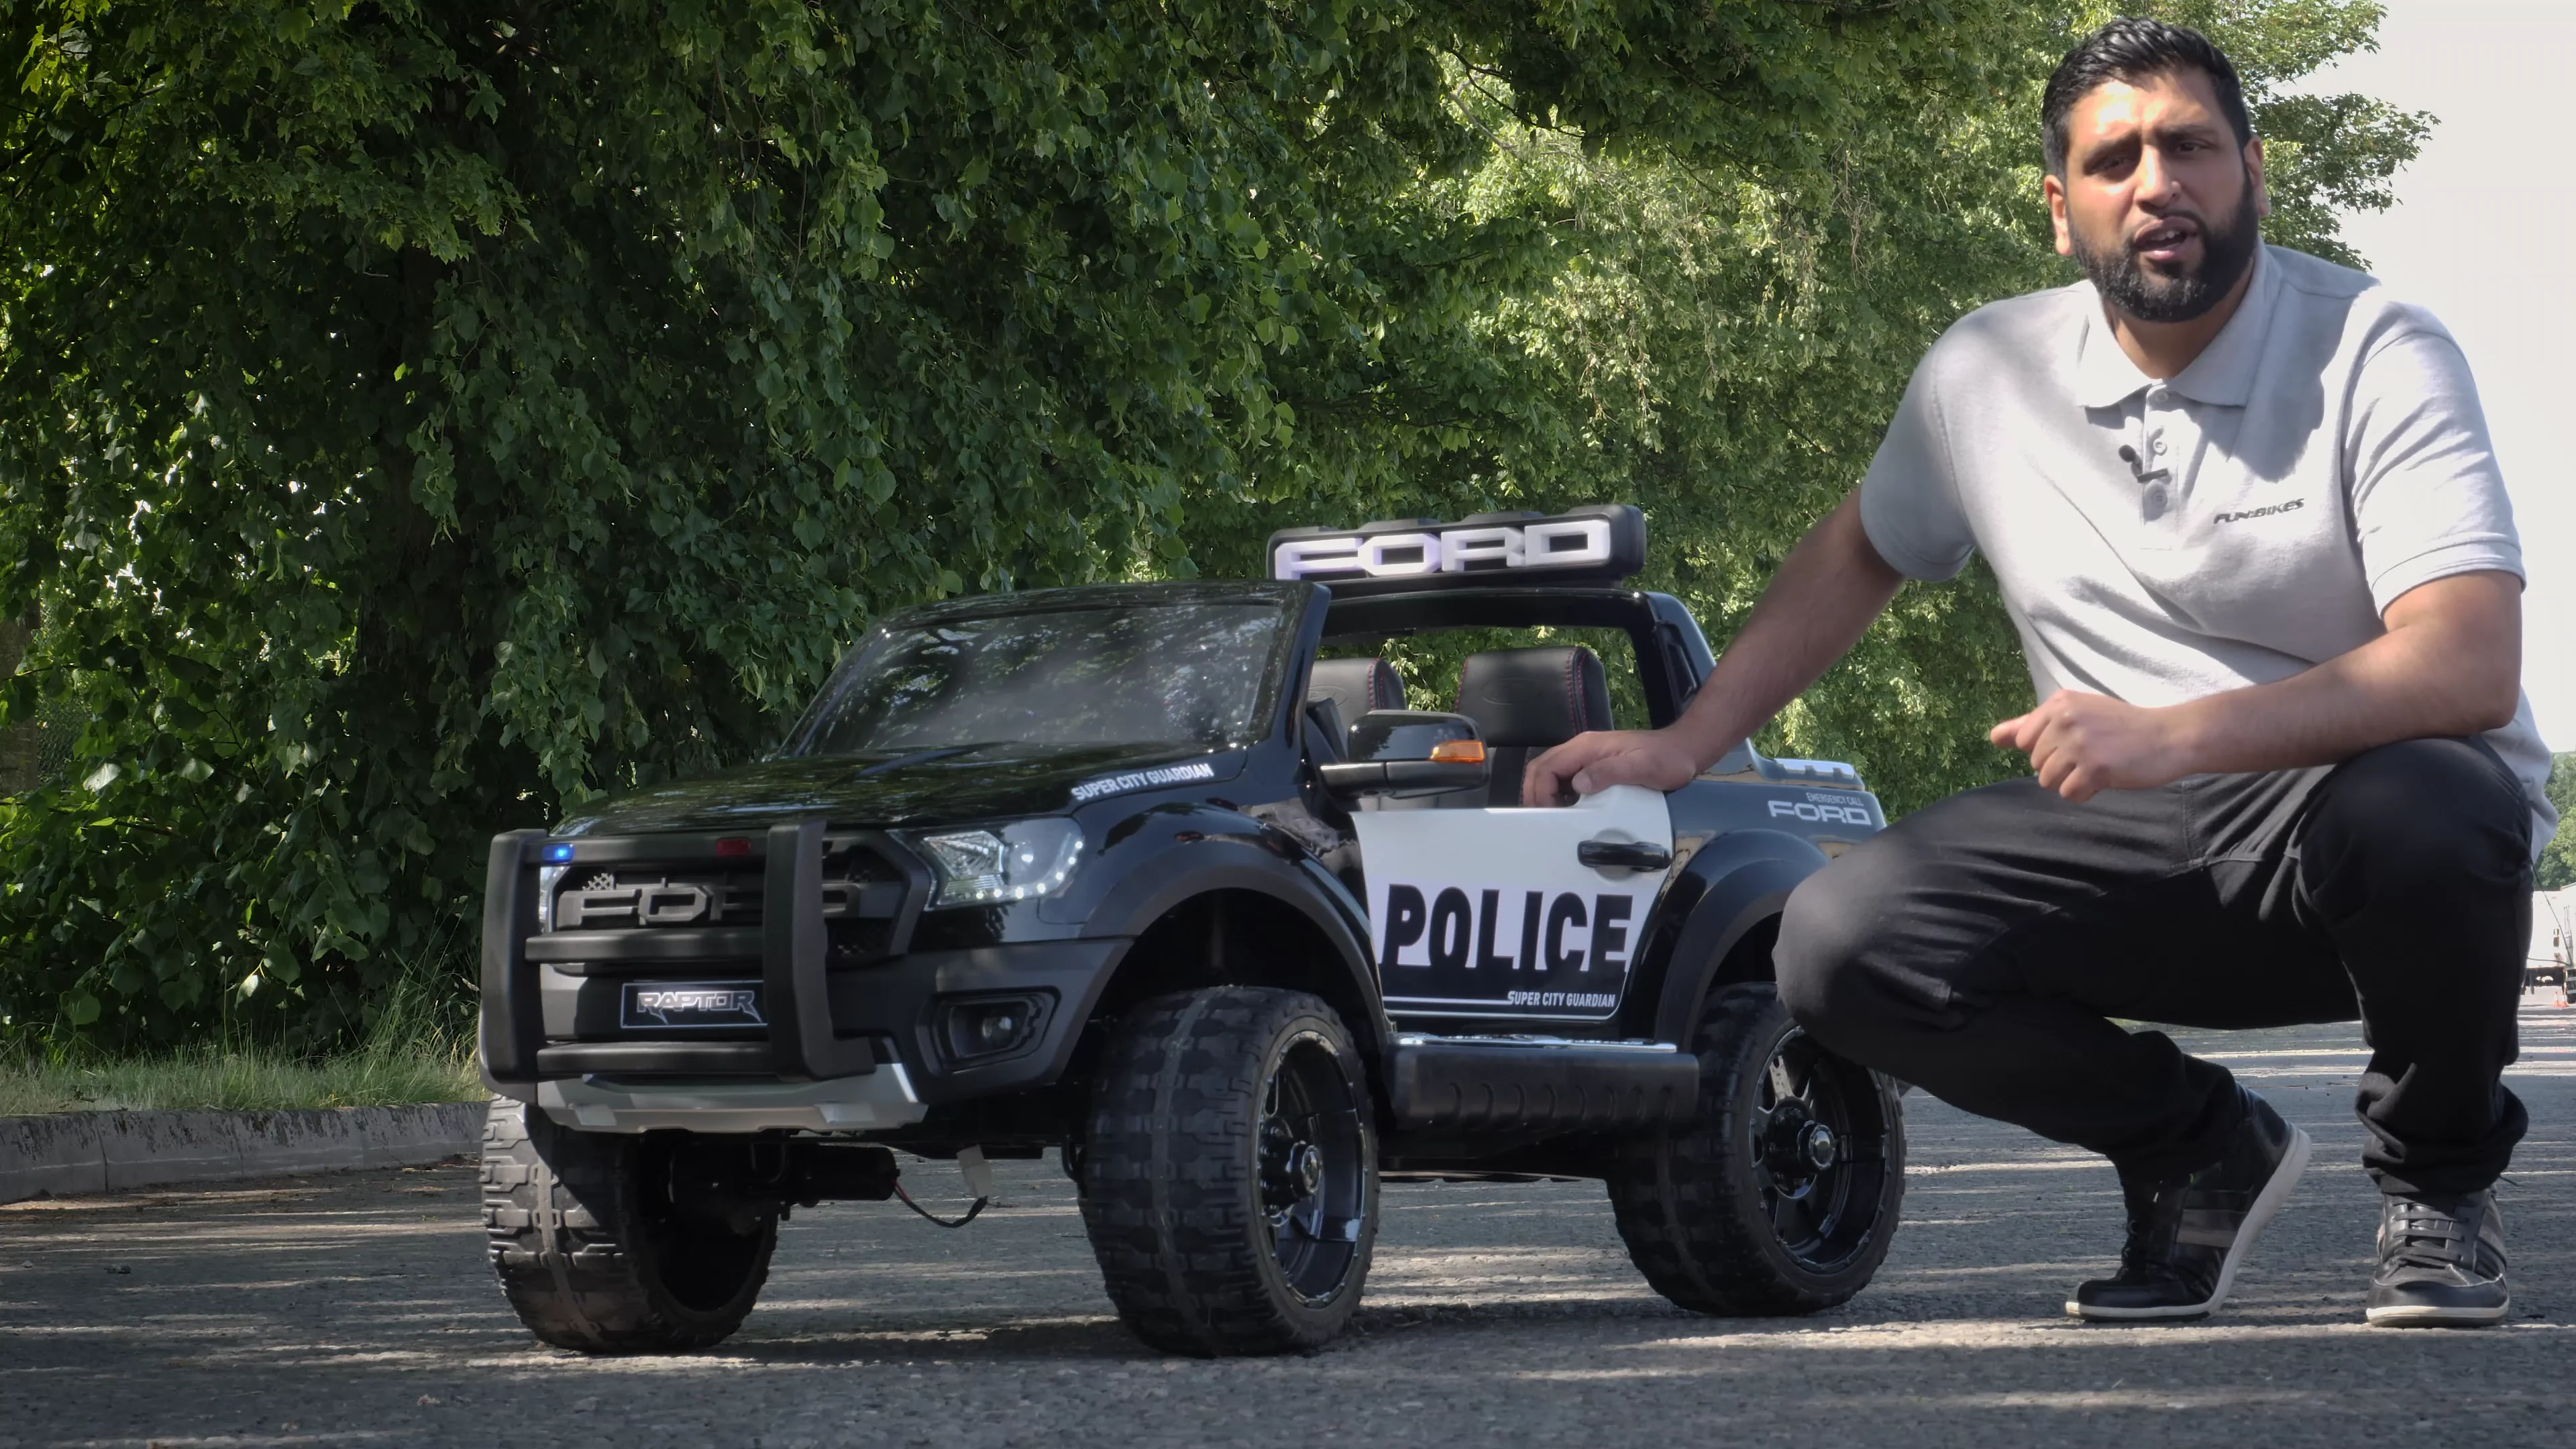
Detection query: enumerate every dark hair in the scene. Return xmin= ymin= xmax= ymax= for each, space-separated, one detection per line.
xmin=2042 ymin=18 xmax=2253 ymax=176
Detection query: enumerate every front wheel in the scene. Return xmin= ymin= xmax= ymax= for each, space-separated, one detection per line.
xmin=1079 ymin=987 xmax=1378 ymax=1355
xmin=1606 ymin=983 xmax=1904 ymax=1315
xmin=480 ymin=1098 xmax=775 ymax=1352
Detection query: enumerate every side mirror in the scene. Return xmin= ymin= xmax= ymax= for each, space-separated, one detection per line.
xmin=1345 ymin=709 xmax=1473 ymax=763
xmin=1317 ymin=710 xmax=1489 ymax=801
xmin=1301 ymin=696 xmax=1348 ymax=764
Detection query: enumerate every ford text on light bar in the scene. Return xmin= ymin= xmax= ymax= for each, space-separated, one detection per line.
xmin=1267 ymin=505 xmax=1645 ymax=593
xmin=1276 ymin=518 xmax=1606 ymax=578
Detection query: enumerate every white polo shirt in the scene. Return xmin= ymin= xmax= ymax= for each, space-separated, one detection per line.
xmin=1858 ymin=244 xmax=2555 ymax=851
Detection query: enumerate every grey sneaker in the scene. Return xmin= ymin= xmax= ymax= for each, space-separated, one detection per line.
xmin=2068 ymin=1089 xmax=2312 ymax=1322
xmin=2367 ymin=1190 xmax=2508 ymax=1327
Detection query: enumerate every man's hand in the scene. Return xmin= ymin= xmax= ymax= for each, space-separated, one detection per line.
xmin=1523 ymin=729 xmax=1703 ymax=806
xmin=1988 ymin=572 xmax=2523 ymax=800
xmin=1517 ymin=490 xmax=1907 ymax=807
xmin=1989 ymin=690 xmax=2191 ymax=802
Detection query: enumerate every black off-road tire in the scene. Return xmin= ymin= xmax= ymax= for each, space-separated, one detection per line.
xmin=480 ymin=1097 xmax=775 ymax=1352
xmin=1607 ymin=983 xmax=1904 ymax=1316
xmin=1079 ymin=987 xmax=1378 ymax=1356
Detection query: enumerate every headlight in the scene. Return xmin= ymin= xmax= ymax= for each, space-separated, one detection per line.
xmin=908 ymin=818 xmax=1085 ymax=909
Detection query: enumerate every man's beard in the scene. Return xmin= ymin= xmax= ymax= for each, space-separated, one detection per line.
xmin=2070 ymin=178 xmax=2261 ymax=325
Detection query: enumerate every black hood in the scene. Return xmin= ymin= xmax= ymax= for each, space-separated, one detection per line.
xmin=555 ymin=741 xmax=1240 ymax=836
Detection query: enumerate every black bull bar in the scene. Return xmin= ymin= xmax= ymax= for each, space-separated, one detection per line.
xmin=480 ymin=821 xmax=926 ymax=1086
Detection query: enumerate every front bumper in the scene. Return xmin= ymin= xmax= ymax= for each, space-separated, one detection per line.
xmin=533 ymin=1065 xmax=929 ymax=1134
xmin=482 ymin=824 xmax=1124 ymax=1119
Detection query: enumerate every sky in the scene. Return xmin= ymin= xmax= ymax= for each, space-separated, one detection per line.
xmin=2296 ymin=0 xmax=2571 ymax=749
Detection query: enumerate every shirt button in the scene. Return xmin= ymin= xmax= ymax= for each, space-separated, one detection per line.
xmin=2152 ymin=438 xmax=2168 ymax=455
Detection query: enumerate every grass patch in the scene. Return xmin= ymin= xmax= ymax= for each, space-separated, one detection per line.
xmin=0 ymin=959 xmax=483 ymax=1116
xmin=0 ymin=1038 xmax=482 ymax=1116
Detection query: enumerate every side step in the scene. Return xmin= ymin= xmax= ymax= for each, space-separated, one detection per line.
xmin=1385 ymin=1034 xmax=1700 ymax=1134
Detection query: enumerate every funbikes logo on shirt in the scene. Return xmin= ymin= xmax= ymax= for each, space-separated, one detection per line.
xmin=2213 ymin=498 xmax=2306 ymax=525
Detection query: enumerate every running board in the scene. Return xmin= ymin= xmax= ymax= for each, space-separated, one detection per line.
xmin=1385 ymin=1034 xmax=1700 ymax=1134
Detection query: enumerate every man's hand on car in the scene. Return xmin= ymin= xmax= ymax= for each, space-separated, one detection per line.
xmin=1989 ymin=690 xmax=2190 ymax=802
xmin=1523 ymin=729 xmax=1703 ymax=806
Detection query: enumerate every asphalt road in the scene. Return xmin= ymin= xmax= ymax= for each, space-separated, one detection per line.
xmin=7 ymin=1001 xmax=2574 ymax=1448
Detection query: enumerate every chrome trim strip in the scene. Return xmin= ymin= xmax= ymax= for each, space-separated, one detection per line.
xmin=535 ymin=1063 xmax=926 ymax=1135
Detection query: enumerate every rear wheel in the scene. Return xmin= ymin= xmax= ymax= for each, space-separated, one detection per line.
xmin=480 ymin=1097 xmax=775 ymax=1352
xmin=1606 ymin=983 xmax=1904 ymax=1315
xmin=1079 ymin=987 xmax=1377 ymax=1355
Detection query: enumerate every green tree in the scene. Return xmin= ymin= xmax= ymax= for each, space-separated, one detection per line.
xmin=0 ymin=0 xmax=2019 ymax=1041
xmin=0 ymin=1 xmax=2424 ymax=1042
xmin=1379 ymin=0 xmax=2428 ymax=805
xmin=2540 ymin=755 xmax=2576 ymax=892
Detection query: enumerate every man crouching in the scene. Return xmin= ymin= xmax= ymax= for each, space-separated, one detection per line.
xmin=1527 ymin=17 xmax=2548 ymax=1326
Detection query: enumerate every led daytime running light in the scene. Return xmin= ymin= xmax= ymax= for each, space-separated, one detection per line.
xmin=911 ymin=819 xmax=1085 ymax=909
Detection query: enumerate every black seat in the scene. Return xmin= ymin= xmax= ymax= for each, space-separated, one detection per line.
xmin=1452 ymin=646 xmax=1612 ymax=806
xmin=1307 ymin=656 xmax=1409 ymax=727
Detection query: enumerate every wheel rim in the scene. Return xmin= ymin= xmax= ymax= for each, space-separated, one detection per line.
xmin=1256 ymin=1030 xmax=1366 ymax=1304
xmin=1747 ymin=1024 xmax=1891 ymax=1274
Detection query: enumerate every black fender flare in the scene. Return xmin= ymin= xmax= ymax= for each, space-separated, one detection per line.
xmin=1081 ymin=832 xmax=1390 ymax=1059
xmin=1638 ymin=829 xmax=1829 ymax=1044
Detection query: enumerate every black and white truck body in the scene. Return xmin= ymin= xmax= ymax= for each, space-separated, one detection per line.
xmin=478 ymin=505 xmax=1905 ymax=1355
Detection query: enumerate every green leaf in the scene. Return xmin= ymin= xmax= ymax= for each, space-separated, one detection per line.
xmin=0 ymin=0 xmax=2414 ymax=1046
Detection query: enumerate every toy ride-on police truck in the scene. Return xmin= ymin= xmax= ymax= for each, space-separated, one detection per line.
xmin=477 ymin=504 xmax=1904 ymax=1356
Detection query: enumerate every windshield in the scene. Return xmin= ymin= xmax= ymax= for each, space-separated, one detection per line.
xmin=787 ymin=598 xmax=1292 ymax=757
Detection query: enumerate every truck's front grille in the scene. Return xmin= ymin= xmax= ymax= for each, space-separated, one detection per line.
xmin=551 ymin=866 xmax=767 ymax=930
xmin=535 ymin=836 xmax=917 ymax=977
xmin=488 ymin=826 xmax=908 ymax=1083
xmin=827 ymin=845 xmax=905 ymax=963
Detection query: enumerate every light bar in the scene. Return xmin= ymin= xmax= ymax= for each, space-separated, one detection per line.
xmin=1267 ymin=505 xmax=1645 ymax=594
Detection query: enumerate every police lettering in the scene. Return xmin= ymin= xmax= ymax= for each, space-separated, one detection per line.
xmin=1590 ymin=896 xmax=1633 ymax=975
xmin=1429 ymin=888 xmax=1473 ymax=971
xmin=1475 ymin=889 xmax=1517 ymax=971
xmin=1544 ymin=894 xmax=1587 ymax=971
xmin=1381 ymin=885 xmax=1429 ymax=967
xmin=1379 ymin=885 xmax=1636 ymax=976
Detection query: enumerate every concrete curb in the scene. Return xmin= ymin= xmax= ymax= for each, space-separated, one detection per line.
xmin=0 ymin=1100 xmax=487 ymax=1205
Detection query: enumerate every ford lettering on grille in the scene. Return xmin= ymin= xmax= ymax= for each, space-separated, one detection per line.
xmin=560 ymin=881 xmax=740 ymax=927
xmin=555 ymin=878 xmax=885 ymax=928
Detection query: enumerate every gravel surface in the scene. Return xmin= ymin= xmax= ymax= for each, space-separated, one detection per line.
xmin=7 ymin=1001 xmax=2573 ymax=1448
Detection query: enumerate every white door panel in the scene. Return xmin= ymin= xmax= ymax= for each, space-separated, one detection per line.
xmin=1351 ymin=784 xmax=1673 ymax=1022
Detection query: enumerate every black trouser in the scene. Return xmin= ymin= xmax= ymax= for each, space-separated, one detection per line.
xmin=1774 ymin=738 xmax=2532 ymax=1196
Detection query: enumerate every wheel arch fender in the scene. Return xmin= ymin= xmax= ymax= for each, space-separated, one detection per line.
xmin=1638 ymin=830 xmax=1829 ymax=1044
xmin=1082 ymin=835 xmax=1389 ymax=1060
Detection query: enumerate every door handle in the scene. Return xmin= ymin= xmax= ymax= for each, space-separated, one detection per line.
xmin=1577 ymin=839 xmax=1672 ymax=871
